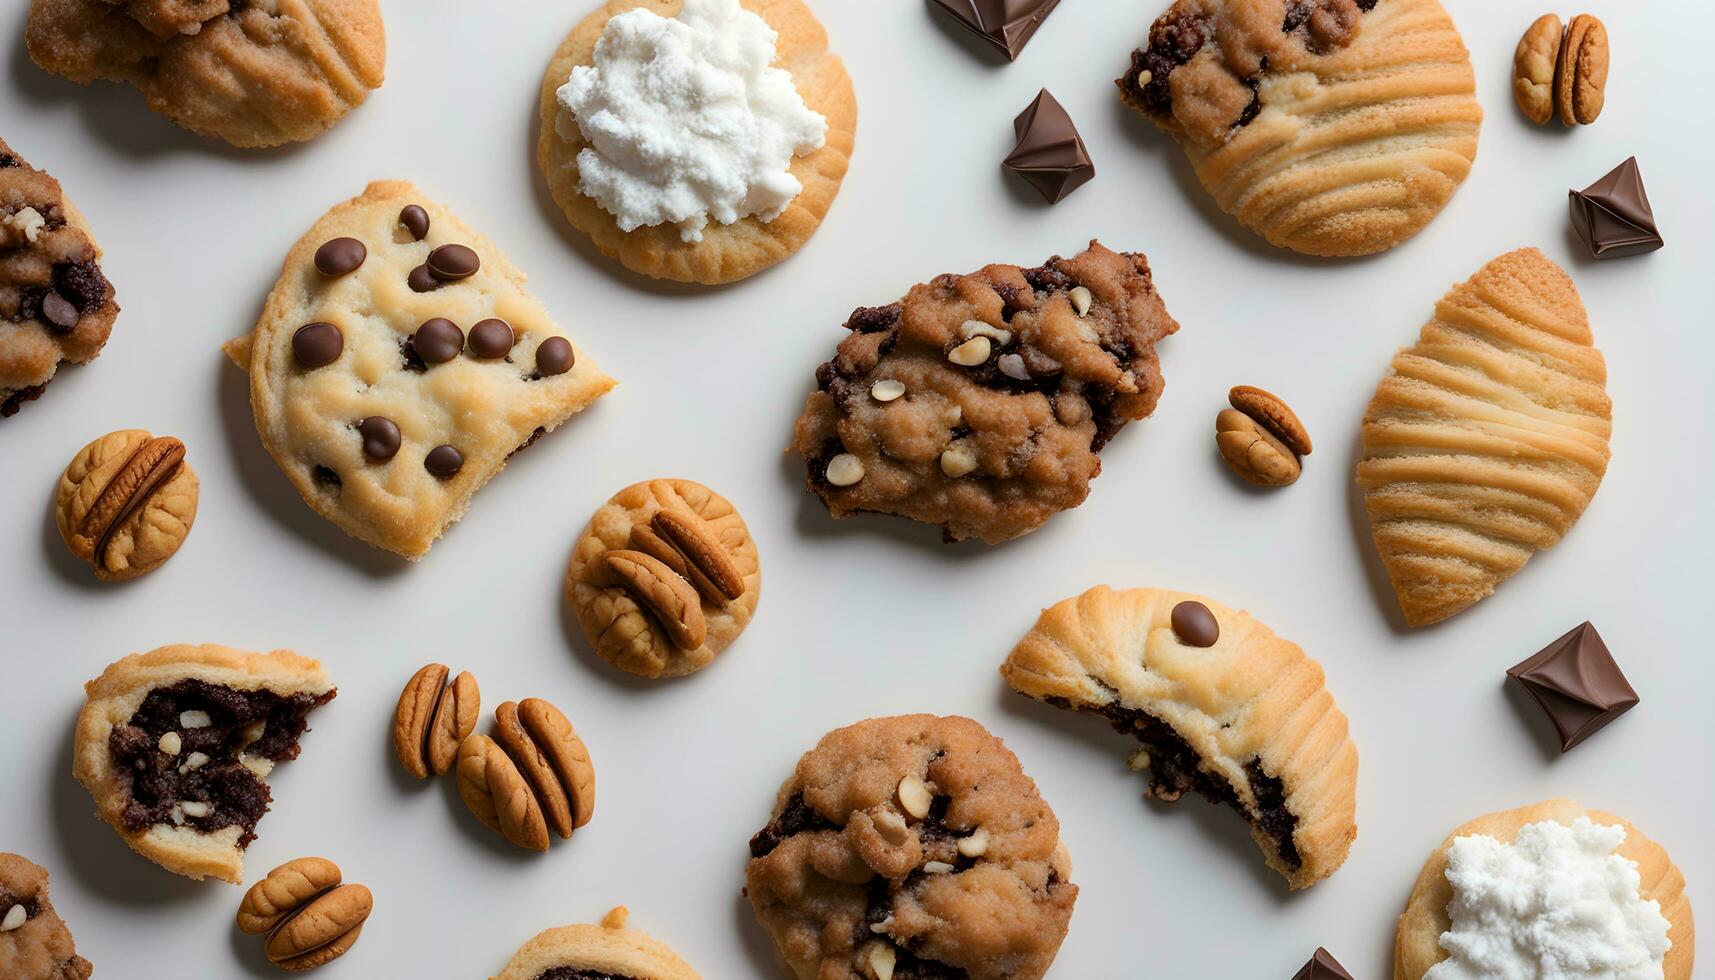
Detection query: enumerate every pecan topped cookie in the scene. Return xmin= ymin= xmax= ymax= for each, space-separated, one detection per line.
xmin=790 ymin=241 xmax=1177 ymax=544
xmin=746 ymin=714 xmax=1077 ymax=980
xmin=0 ymin=854 xmax=92 ymax=980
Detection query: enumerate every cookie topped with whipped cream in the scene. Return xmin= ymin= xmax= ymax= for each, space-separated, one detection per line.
xmin=537 ymin=0 xmax=856 ymax=284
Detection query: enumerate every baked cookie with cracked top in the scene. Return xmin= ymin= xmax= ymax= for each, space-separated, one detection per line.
xmin=746 ymin=714 xmax=1077 ymax=980
xmin=73 ymin=644 xmax=336 ymax=883
xmin=225 ymin=180 xmax=615 ymax=560
xmin=1117 ymin=0 xmax=1481 ymax=256
xmin=567 ymin=478 xmax=760 ymax=679
xmin=0 ymin=854 xmax=92 ymax=980
xmin=26 ymin=0 xmax=385 ymax=148
xmin=1001 ymin=586 xmax=1358 ymax=889
xmin=0 ymin=138 xmax=117 ymax=419
xmin=491 ymin=906 xmax=701 ymax=980
xmin=790 ymin=240 xmax=1178 ymax=544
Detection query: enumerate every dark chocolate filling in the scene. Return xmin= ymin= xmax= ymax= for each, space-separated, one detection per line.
xmin=748 ymin=792 xmax=838 ymax=858
xmin=0 ymin=382 xmax=48 ymax=417
xmin=533 ymin=971 xmax=638 ymax=980
xmin=0 ymin=890 xmax=41 ymax=919
xmin=107 ymin=680 xmax=334 ymax=848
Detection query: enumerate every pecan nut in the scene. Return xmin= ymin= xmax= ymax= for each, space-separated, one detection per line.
xmin=391 ymin=664 xmax=480 ymax=778
xmin=1227 ymin=386 xmax=1312 ymax=456
xmin=1555 ymin=14 xmax=1608 ymax=126
xmin=586 ymin=549 xmax=707 ymax=650
xmin=427 ymin=670 xmax=479 ymax=775
xmin=54 ymin=429 xmax=199 ymax=581
xmin=492 ymin=698 xmax=597 ymax=839
xmin=1217 ymin=410 xmax=1302 ymax=487
xmin=1512 ymin=14 xmax=1562 ymax=124
xmin=634 ymin=509 xmax=745 ymax=603
xmin=261 ymin=883 xmax=372 ymax=971
xmin=236 ymin=857 xmax=342 ymax=936
xmin=456 ymin=733 xmax=549 ymax=851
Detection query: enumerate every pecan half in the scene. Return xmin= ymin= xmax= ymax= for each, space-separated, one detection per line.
xmin=1555 ymin=14 xmax=1608 ymax=126
xmin=55 ymin=429 xmax=199 ymax=580
xmin=650 ymin=509 xmax=744 ymax=601
xmin=456 ymin=734 xmax=549 ymax=851
xmin=262 ymin=883 xmax=372 ymax=971
xmin=587 ymin=550 xmax=707 ymax=650
xmin=391 ymin=664 xmax=447 ymax=780
xmin=492 ymin=698 xmax=596 ymax=839
xmin=236 ymin=857 xmax=342 ymax=936
xmin=1217 ymin=410 xmax=1301 ymax=487
xmin=1228 ymin=386 xmax=1312 ymax=456
xmin=1512 ymin=14 xmax=1561 ymax=124
xmin=427 ymin=671 xmax=479 ymax=776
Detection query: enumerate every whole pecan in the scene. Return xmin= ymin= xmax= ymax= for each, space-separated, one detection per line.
xmin=456 ymin=734 xmax=549 ymax=851
xmin=54 ymin=429 xmax=198 ymax=580
xmin=1217 ymin=386 xmax=1311 ymax=487
xmin=236 ymin=858 xmax=371 ymax=972
xmin=491 ymin=698 xmax=597 ymax=840
xmin=391 ymin=664 xmax=480 ymax=779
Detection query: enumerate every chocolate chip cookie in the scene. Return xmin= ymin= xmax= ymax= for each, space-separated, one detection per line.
xmin=0 ymin=854 xmax=91 ymax=980
xmin=746 ymin=715 xmax=1076 ymax=980
xmin=491 ymin=906 xmax=700 ymax=980
xmin=0 ymin=139 xmax=117 ymax=419
xmin=789 ymin=241 xmax=1178 ymax=544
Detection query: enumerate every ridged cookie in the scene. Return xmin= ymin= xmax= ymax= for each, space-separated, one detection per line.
xmin=1359 ymin=248 xmax=1610 ymax=627
xmin=1117 ymin=0 xmax=1481 ymax=256
xmin=1395 ymin=799 xmax=1695 ymax=979
xmin=491 ymin=907 xmax=700 ymax=980
xmin=1001 ymin=586 xmax=1357 ymax=889
xmin=537 ymin=0 xmax=856 ymax=284
xmin=26 ymin=0 xmax=384 ymax=148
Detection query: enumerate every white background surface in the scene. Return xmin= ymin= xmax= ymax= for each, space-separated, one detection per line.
xmin=2 ymin=1 xmax=1711 ymax=977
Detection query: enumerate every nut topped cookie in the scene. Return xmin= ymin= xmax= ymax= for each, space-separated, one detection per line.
xmin=790 ymin=241 xmax=1178 ymax=544
xmin=55 ymin=428 xmax=199 ymax=581
xmin=0 ymin=854 xmax=92 ymax=980
xmin=0 ymin=139 xmax=117 ymax=419
xmin=225 ymin=181 xmax=615 ymax=560
xmin=492 ymin=906 xmax=700 ymax=980
xmin=746 ymin=714 xmax=1077 ymax=980
xmin=567 ymin=479 xmax=760 ymax=679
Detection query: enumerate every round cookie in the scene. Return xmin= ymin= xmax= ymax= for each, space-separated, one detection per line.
xmin=55 ymin=428 xmax=199 ymax=581
xmin=567 ymin=479 xmax=760 ymax=679
xmin=491 ymin=906 xmax=700 ymax=980
xmin=73 ymin=644 xmax=336 ymax=884
xmin=536 ymin=0 xmax=857 ymax=284
xmin=1395 ymin=799 xmax=1694 ymax=979
xmin=746 ymin=714 xmax=1077 ymax=980
xmin=0 ymin=854 xmax=92 ymax=980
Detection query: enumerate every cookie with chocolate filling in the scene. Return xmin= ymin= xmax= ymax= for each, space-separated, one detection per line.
xmin=1001 ymin=586 xmax=1358 ymax=889
xmin=1117 ymin=0 xmax=1481 ymax=256
xmin=0 ymin=854 xmax=92 ymax=980
xmin=746 ymin=714 xmax=1077 ymax=980
xmin=0 ymin=139 xmax=117 ymax=419
xmin=26 ymin=0 xmax=385 ymax=148
xmin=224 ymin=181 xmax=615 ymax=559
xmin=72 ymin=644 xmax=336 ymax=883
xmin=491 ymin=906 xmax=700 ymax=980
xmin=789 ymin=241 xmax=1178 ymax=544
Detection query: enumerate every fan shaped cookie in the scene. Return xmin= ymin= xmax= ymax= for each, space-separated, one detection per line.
xmin=1117 ymin=0 xmax=1481 ymax=256
xmin=491 ymin=906 xmax=700 ymax=980
xmin=1395 ymin=799 xmax=1694 ymax=979
xmin=72 ymin=644 xmax=336 ymax=883
xmin=1001 ymin=586 xmax=1357 ymax=889
xmin=26 ymin=0 xmax=384 ymax=148
xmin=1359 ymin=248 xmax=1610 ymax=626
xmin=225 ymin=180 xmax=615 ymax=560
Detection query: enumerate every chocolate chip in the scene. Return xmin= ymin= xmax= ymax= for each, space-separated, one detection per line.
xmin=413 ymin=318 xmax=463 ymax=364
xmin=1170 ymin=600 xmax=1219 ymax=647
xmin=357 ymin=416 xmax=401 ymax=461
xmin=311 ymin=465 xmax=342 ymax=488
xmin=40 ymin=291 xmax=78 ymax=330
xmin=535 ymin=336 xmax=574 ymax=377
xmin=427 ymin=244 xmax=479 ymax=281
xmin=399 ymin=204 xmax=430 ymax=241
xmin=424 ymin=445 xmax=464 ymax=478
xmin=313 ymin=237 xmax=367 ymax=277
xmin=292 ymin=322 xmax=344 ymax=368
xmin=407 ymin=265 xmax=441 ymax=293
xmin=468 ymin=318 xmax=514 ymax=358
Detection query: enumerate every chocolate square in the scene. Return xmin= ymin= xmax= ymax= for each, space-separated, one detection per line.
xmin=1569 ymin=157 xmax=1664 ymax=259
xmin=1291 ymin=948 xmax=1355 ymax=980
xmin=930 ymin=0 xmax=1061 ymax=61
xmin=1507 ymin=622 xmax=1639 ymax=752
xmin=1002 ymin=89 xmax=1094 ymax=204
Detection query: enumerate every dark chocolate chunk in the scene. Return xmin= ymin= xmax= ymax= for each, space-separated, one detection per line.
xmin=535 ymin=336 xmax=575 ymax=377
xmin=40 ymin=291 xmax=79 ymax=330
xmin=407 ymin=264 xmax=441 ymax=293
xmin=399 ymin=204 xmax=430 ymax=241
xmin=1003 ymin=89 xmax=1094 ymax=204
xmin=468 ymin=318 xmax=514 ymax=359
xmin=1507 ymin=621 xmax=1638 ymax=752
xmin=427 ymin=244 xmax=479 ymax=281
xmin=1569 ymin=157 xmax=1664 ymax=259
xmin=1170 ymin=600 xmax=1219 ymax=647
xmin=292 ymin=322 xmax=343 ymax=368
xmin=424 ymin=445 xmax=464 ymax=478
xmin=313 ymin=237 xmax=366 ymax=277
xmin=413 ymin=318 xmax=464 ymax=364
xmin=357 ymin=416 xmax=401 ymax=461
xmin=1291 ymin=947 xmax=1356 ymax=980
xmin=931 ymin=0 xmax=1062 ymax=61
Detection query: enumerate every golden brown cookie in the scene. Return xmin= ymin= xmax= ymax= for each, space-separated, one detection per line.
xmin=1002 ymin=586 xmax=1358 ymax=889
xmin=0 ymin=855 xmax=92 ymax=980
xmin=1359 ymin=248 xmax=1611 ymax=626
xmin=55 ymin=428 xmax=199 ymax=581
xmin=492 ymin=907 xmax=700 ymax=980
xmin=537 ymin=0 xmax=856 ymax=284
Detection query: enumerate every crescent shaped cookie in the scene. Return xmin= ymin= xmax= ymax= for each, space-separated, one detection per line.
xmin=1395 ymin=799 xmax=1695 ymax=979
xmin=491 ymin=906 xmax=700 ymax=980
xmin=1001 ymin=586 xmax=1358 ymax=889
xmin=1117 ymin=0 xmax=1481 ymax=256
xmin=225 ymin=180 xmax=615 ymax=560
xmin=1359 ymin=248 xmax=1611 ymax=626
xmin=537 ymin=0 xmax=857 ymax=284
xmin=72 ymin=644 xmax=335 ymax=884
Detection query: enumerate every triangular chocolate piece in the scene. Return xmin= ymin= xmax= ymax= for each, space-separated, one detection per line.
xmin=1291 ymin=947 xmax=1355 ymax=980
xmin=931 ymin=0 xmax=1062 ymax=61
xmin=1569 ymin=157 xmax=1664 ymax=259
xmin=1507 ymin=622 xmax=1639 ymax=751
xmin=1003 ymin=89 xmax=1094 ymax=204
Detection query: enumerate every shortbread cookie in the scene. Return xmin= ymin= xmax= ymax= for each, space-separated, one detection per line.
xmin=567 ymin=479 xmax=760 ymax=679
xmin=26 ymin=0 xmax=384 ymax=148
xmin=492 ymin=906 xmax=700 ymax=980
xmin=746 ymin=714 xmax=1077 ymax=980
xmin=1001 ymin=586 xmax=1358 ymax=889
xmin=0 ymin=855 xmax=92 ymax=980
xmin=225 ymin=181 xmax=615 ymax=559
xmin=1359 ymin=248 xmax=1610 ymax=626
xmin=0 ymin=139 xmax=117 ymax=418
xmin=1117 ymin=0 xmax=1482 ymax=256
xmin=790 ymin=241 xmax=1179 ymax=544
xmin=73 ymin=644 xmax=336 ymax=883
xmin=537 ymin=0 xmax=856 ymax=284
xmin=1395 ymin=800 xmax=1694 ymax=979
